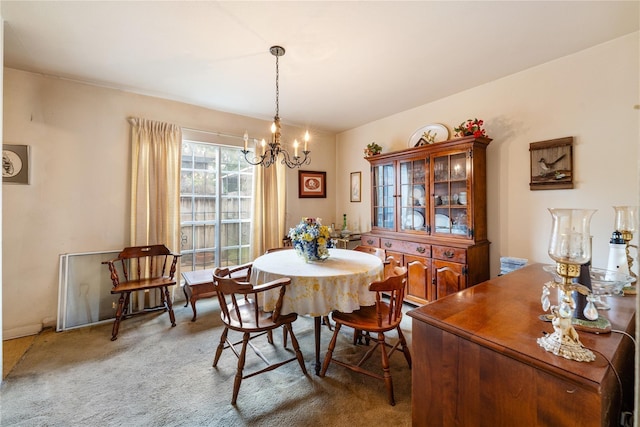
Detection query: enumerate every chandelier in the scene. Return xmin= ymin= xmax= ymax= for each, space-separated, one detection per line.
xmin=242 ymin=45 xmax=311 ymax=168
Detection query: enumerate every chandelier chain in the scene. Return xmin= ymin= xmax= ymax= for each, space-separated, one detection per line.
xmin=275 ymin=53 xmax=279 ymax=118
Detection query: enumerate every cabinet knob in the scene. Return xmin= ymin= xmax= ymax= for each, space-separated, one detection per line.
xmin=384 ymin=242 xmax=392 ymax=248
xmin=444 ymin=250 xmax=454 ymax=258
xmin=416 ymin=246 xmax=426 ymax=254
xmin=366 ymin=239 xmax=374 ymax=245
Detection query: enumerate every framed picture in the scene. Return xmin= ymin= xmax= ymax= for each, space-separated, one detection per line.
xmin=350 ymin=172 xmax=361 ymax=202
xmin=3 ymin=144 xmax=30 ymax=185
xmin=298 ymin=170 xmax=326 ymax=198
xmin=529 ymin=136 xmax=573 ymax=190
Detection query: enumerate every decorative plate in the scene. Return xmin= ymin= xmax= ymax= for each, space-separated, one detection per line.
xmin=408 ymin=123 xmax=450 ymax=147
xmin=435 ymin=213 xmax=450 ymax=228
xmin=403 ymin=210 xmax=425 ymax=228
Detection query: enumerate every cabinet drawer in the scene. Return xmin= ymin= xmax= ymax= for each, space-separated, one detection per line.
xmin=381 ymin=239 xmax=431 ymax=257
xmin=361 ymin=235 xmax=380 ymax=247
xmin=432 ymin=245 xmax=466 ymax=263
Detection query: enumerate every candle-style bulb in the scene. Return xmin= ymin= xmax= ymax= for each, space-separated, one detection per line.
xmin=243 ymin=131 xmax=248 ymax=151
xmin=271 ymin=122 xmax=276 ymax=133
xmin=293 ymin=139 xmax=299 ymax=157
xmin=304 ymin=130 xmax=310 ymax=151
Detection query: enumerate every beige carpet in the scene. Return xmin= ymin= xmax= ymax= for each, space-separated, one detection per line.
xmin=0 ymin=298 xmax=412 ymax=426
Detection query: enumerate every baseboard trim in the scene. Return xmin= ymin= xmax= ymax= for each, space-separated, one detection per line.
xmin=2 ymin=324 xmax=42 ymax=340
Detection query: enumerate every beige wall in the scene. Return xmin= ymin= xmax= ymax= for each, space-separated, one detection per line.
xmin=336 ymin=33 xmax=640 ymax=278
xmin=2 ymin=33 xmax=638 ymax=338
xmin=1 ymin=70 xmax=336 ymax=338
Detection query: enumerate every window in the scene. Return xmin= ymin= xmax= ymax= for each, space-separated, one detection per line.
xmin=180 ymin=139 xmax=253 ymax=275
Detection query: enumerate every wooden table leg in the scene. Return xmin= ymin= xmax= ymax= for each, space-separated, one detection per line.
xmin=183 ymin=284 xmax=190 ymax=307
xmin=314 ymin=316 xmax=321 ymax=375
xmin=190 ymin=298 xmax=198 ymax=322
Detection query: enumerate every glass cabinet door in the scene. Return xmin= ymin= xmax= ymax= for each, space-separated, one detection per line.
xmin=399 ymin=159 xmax=428 ymax=232
xmin=432 ymin=152 xmax=470 ymax=237
xmin=372 ymin=163 xmax=395 ymax=230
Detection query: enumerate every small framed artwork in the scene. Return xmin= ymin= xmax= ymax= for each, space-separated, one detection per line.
xmin=298 ymin=170 xmax=326 ymax=198
xmin=529 ymin=136 xmax=573 ymax=190
xmin=3 ymin=144 xmax=30 ymax=184
xmin=350 ymin=172 xmax=361 ymax=202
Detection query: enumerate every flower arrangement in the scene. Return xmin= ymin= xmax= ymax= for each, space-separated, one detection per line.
xmin=289 ymin=217 xmax=334 ymax=262
xmin=454 ymin=118 xmax=488 ymax=138
xmin=364 ymin=142 xmax=382 ymax=157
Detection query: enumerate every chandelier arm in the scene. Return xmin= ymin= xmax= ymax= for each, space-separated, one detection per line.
xmin=241 ymin=150 xmax=268 ymax=166
xmin=280 ymin=149 xmax=311 ymax=168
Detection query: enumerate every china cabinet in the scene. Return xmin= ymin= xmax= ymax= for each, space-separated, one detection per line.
xmin=362 ymin=135 xmax=491 ymax=305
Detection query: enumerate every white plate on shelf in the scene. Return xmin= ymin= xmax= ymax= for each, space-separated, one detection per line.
xmin=408 ymin=124 xmax=450 ymax=147
xmin=435 ymin=213 xmax=450 ymax=228
xmin=403 ymin=210 xmax=425 ymax=228
xmin=413 ymin=186 xmax=425 ymax=199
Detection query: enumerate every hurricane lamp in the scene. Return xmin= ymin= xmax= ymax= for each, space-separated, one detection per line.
xmin=613 ymin=205 xmax=638 ymax=281
xmin=537 ymin=208 xmax=597 ymax=362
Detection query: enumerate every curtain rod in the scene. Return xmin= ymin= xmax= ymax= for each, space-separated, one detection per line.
xmin=181 ymin=126 xmax=244 ymax=140
xmin=126 ymin=118 xmax=244 ymax=141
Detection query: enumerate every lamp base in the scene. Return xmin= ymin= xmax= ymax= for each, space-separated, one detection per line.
xmin=537 ymin=331 xmax=595 ymax=362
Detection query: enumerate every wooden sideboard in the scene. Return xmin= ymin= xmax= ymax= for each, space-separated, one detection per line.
xmin=408 ymin=263 xmax=636 ymax=427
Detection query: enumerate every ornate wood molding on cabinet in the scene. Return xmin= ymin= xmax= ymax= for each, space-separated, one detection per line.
xmin=362 ymin=135 xmax=491 ymax=305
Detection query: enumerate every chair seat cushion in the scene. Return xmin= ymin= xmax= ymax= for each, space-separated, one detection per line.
xmin=331 ymin=303 xmax=398 ymax=332
xmin=223 ymin=298 xmax=297 ymax=332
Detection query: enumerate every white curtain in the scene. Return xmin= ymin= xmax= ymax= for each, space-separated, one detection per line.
xmin=251 ymin=162 xmax=286 ymax=259
xmin=128 ymin=117 xmax=182 ymax=307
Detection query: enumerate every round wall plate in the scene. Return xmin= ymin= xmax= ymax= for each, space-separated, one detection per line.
xmin=408 ymin=123 xmax=450 ymax=147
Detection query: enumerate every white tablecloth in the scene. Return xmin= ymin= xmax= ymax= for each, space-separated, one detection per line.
xmin=250 ymin=248 xmax=383 ymax=317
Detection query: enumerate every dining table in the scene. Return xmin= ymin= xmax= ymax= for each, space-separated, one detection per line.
xmin=250 ymin=248 xmax=384 ymax=374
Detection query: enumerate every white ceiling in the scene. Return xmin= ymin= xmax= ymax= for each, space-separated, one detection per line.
xmin=2 ymin=1 xmax=638 ymax=134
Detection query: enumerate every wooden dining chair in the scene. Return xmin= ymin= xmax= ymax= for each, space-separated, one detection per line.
xmin=102 ymin=244 xmax=180 ymax=341
xmin=353 ymin=245 xmax=385 ymax=260
xmin=350 ymin=246 xmax=398 ymax=343
xmin=353 ymin=245 xmax=399 ymax=279
xmin=226 ymin=262 xmax=253 ymax=281
xmin=383 ymin=255 xmax=401 ymax=279
xmin=212 ymin=267 xmax=308 ymax=405
xmin=319 ymin=266 xmax=411 ymax=406
xmin=265 ymin=247 xmax=290 ymax=253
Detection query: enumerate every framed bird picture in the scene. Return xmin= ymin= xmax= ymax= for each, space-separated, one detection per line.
xmin=529 ymin=137 xmax=573 ymax=190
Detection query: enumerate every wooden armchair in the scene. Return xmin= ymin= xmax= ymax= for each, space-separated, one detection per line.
xmin=225 ymin=262 xmax=253 ymax=281
xmin=212 ymin=267 xmax=308 ymax=405
xmin=320 ymin=266 xmax=411 ymax=406
xmin=102 ymin=244 xmax=181 ymax=341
